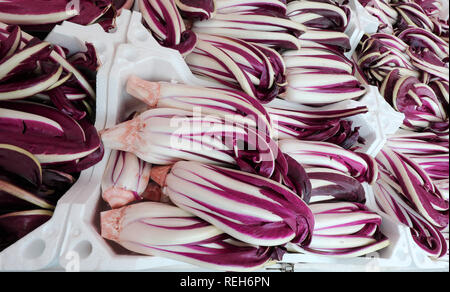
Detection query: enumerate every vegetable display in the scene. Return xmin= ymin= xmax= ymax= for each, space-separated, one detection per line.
xmin=356 ymin=0 xmax=449 ymax=260
xmin=287 ymin=202 xmax=390 ymax=257
xmin=0 ymin=23 xmax=103 ymax=251
xmin=4 ymin=0 xmax=449 ymax=272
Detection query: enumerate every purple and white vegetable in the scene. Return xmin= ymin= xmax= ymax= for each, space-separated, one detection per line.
xmin=139 ymin=0 xmax=198 ymax=56
xmin=386 ymin=129 xmax=449 ymax=200
xmin=393 ymin=1 xmax=435 ymax=33
xmin=0 ymin=0 xmax=117 ymax=32
xmin=0 ymin=210 xmax=53 ymax=252
xmin=286 ymin=0 xmax=351 ymax=51
xmin=357 ymin=33 xmax=418 ymax=86
xmin=101 ymin=202 xmax=285 ymax=271
xmin=281 ymin=68 xmax=367 ymax=105
xmin=100 ymin=108 xmax=282 ymax=179
xmin=405 ymin=48 xmax=449 ymax=83
xmin=0 ymin=23 xmax=98 ymax=111
xmin=376 ymin=146 xmax=448 ymax=229
xmin=386 ymin=130 xmax=448 ymax=175
xmin=281 ymin=42 xmax=367 ymax=105
xmin=380 ymin=69 xmax=448 ymax=133
xmin=0 ymin=144 xmax=55 ymax=211
xmin=286 ymin=0 xmax=351 ymax=32
xmin=0 ymin=143 xmax=77 ymax=251
xmin=279 ymin=139 xmax=378 ymax=184
xmin=299 ymin=28 xmax=351 ymax=52
xmin=374 ymin=170 xmax=448 ymax=258
xmin=191 ymin=10 xmax=306 ymax=50
xmin=397 ymin=27 xmax=449 ymax=62
xmin=215 ymin=0 xmax=287 ymax=16
xmin=101 ymin=150 xmax=152 ymax=209
xmin=185 ymin=33 xmax=287 ymax=103
xmin=126 ymin=75 xmax=273 ymax=133
xmin=287 ymin=202 xmax=389 ymax=257
xmin=175 ymin=0 xmax=216 ymax=20
xmin=306 ymin=167 xmax=367 ymax=204
xmin=412 ymin=0 xmax=446 ymax=19
xmin=266 ymin=98 xmax=367 ymax=148
xmin=284 ymin=40 xmax=355 ymax=74
xmin=0 ymin=101 xmax=102 ymax=167
xmin=153 ymin=160 xmax=315 ymax=247
xmin=429 ymin=79 xmax=449 ymax=113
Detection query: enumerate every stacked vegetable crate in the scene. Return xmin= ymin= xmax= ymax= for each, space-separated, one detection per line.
xmin=0 ymin=0 xmax=448 ymax=272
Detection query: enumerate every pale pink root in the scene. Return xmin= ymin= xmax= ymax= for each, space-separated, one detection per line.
xmin=100 ymin=117 xmax=142 ymax=153
xmin=103 ymin=187 xmax=138 ymax=209
xmin=150 ymin=165 xmax=173 ymax=187
xmin=127 ymin=75 xmax=161 ymax=107
xmin=101 ymin=206 xmax=127 ymax=241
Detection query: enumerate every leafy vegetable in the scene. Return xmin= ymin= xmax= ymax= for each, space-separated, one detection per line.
xmin=101 ymin=150 xmax=152 ymax=209
xmin=191 ymin=9 xmax=306 ymax=50
xmin=287 ymin=202 xmax=389 ymax=257
xmin=101 ymin=202 xmax=284 ymax=271
xmin=154 ymin=161 xmax=315 ymax=247
xmin=139 ymin=0 xmax=198 ymax=56
xmin=279 ymin=139 xmax=378 ymax=184
xmin=266 ymin=98 xmax=367 ymax=148
xmin=0 ymin=0 xmax=116 ymax=32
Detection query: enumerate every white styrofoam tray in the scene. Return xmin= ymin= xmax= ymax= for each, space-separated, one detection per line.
xmin=0 ymin=10 xmax=132 ymax=271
